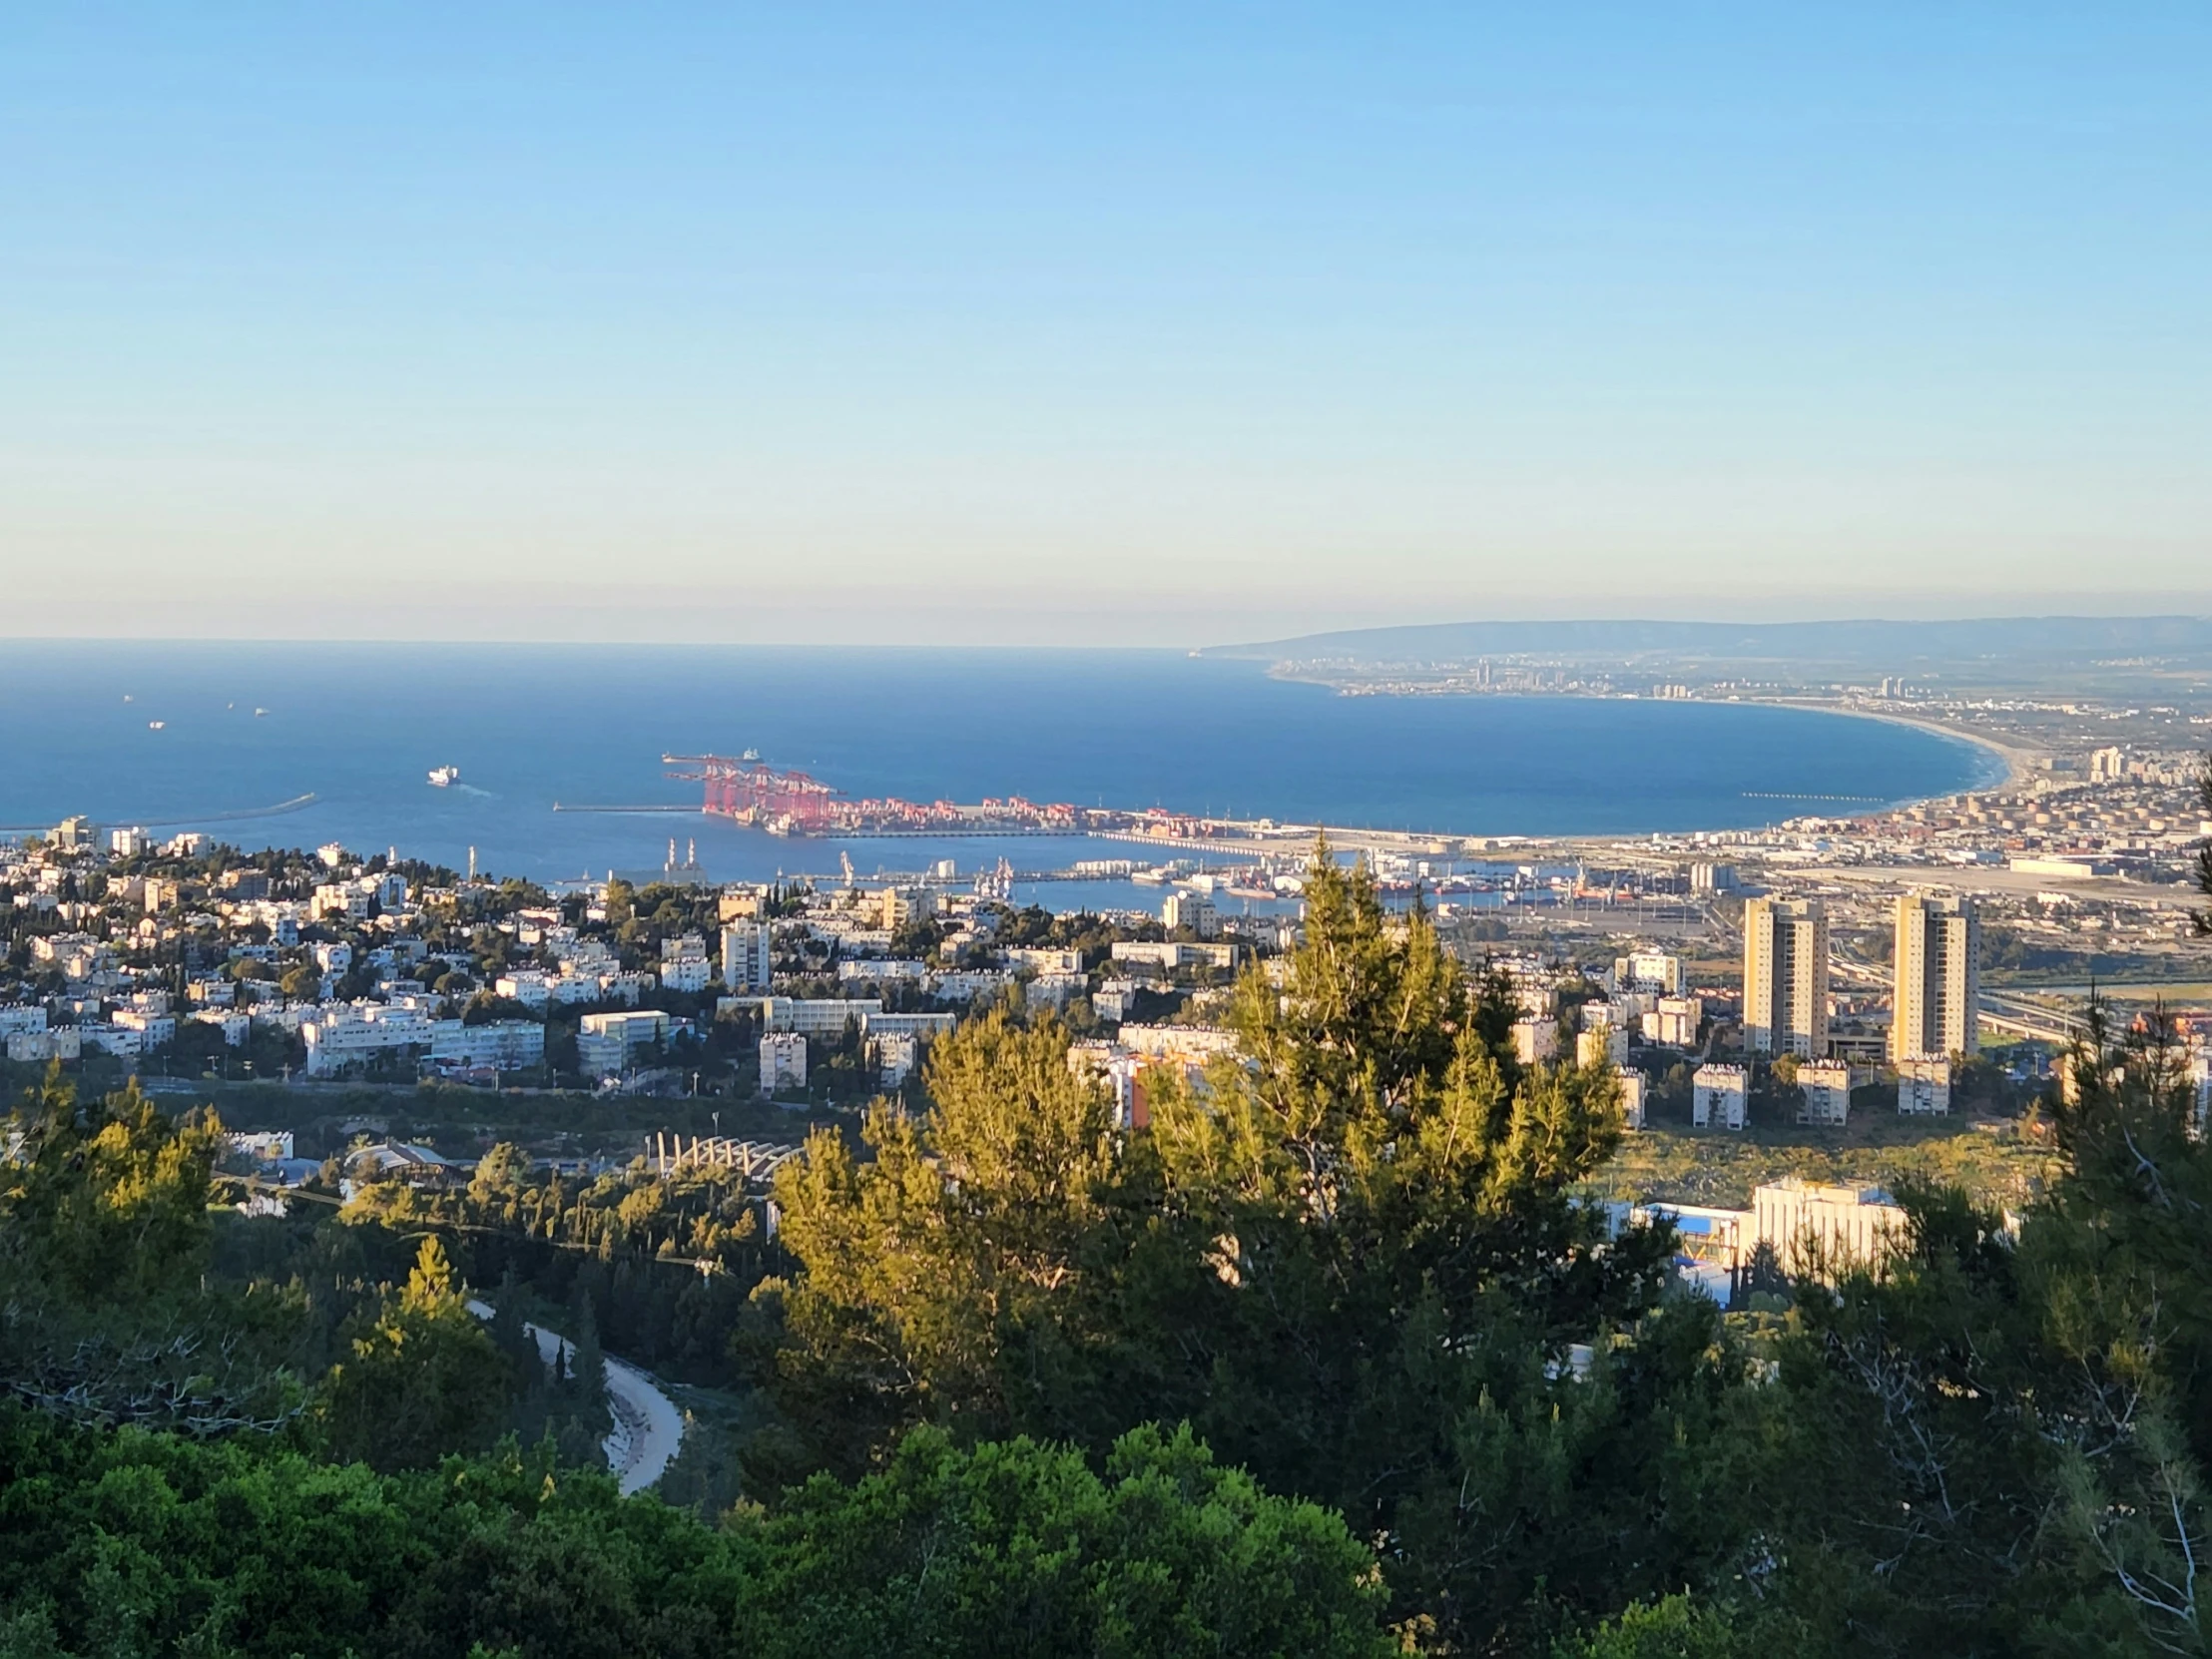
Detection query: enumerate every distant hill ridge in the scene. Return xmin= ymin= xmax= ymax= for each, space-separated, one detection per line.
xmin=1205 ymin=615 xmax=2212 ymax=663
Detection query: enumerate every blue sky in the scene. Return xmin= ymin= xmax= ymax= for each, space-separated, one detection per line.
xmin=4 ymin=4 xmax=2207 ymax=643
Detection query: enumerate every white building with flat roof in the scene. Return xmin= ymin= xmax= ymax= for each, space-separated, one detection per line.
xmin=1512 ymin=1017 xmax=1559 ymax=1065
xmin=1617 ymin=1066 xmax=1646 ymax=1130
xmin=760 ymin=1031 xmax=808 ymax=1095
xmin=1898 ymin=1057 xmax=1952 ymax=1116
xmin=302 ymin=1004 xmax=434 ymax=1077
xmin=1641 ymin=995 xmax=1703 ymax=1048
xmin=430 ymin=1019 xmax=546 ymax=1072
xmin=1797 ymin=1060 xmax=1853 ymax=1127
xmin=578 ymin=1010 xmax=671 ymax=1078
xmin=1754 ymin=1178 xmax=1906 ymax=1276
xmin=1692 ymin=1064 xmax=1748 ymax=1131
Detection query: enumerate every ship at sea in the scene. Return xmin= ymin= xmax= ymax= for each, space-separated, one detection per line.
xmin=427 ymin=766 xmax=460 ymax=788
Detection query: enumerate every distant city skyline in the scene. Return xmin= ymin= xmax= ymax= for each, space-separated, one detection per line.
xmin=5 ymin=5 xmax=2208 ymax=644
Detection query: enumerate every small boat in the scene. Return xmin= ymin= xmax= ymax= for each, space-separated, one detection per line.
xmin=741 ymin=748 xmax=761 ymax=762
xmin=254 ymin=708 xmax=269 ymax=717
xmin=147 ymin=720 xmax=165 ymax=731
xmin=427 ymin=766 xmax=460 ymax=788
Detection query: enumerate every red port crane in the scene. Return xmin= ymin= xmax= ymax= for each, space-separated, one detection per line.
xmin=663 ymin=755 xmax=843 ymax=830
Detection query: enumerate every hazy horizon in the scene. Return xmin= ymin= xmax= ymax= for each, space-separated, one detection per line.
xmin=7 ymin=6 xmax=2208 ymax=644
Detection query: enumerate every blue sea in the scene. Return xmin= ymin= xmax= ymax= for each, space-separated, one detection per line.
xmin=0 ymin=644 xmax=2001 ymax=907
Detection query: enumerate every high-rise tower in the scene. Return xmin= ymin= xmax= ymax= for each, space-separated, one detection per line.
xmin=1744 ymin=897 xmax=1829 ymax=1058
xmin=1892 ymin=891 xmax=1979 ymax=1061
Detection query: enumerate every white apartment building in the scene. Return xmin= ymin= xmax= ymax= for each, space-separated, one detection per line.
xmin=661 ymin=955 xmax=713 ymax=993
xmin=1893 ymin=891 xmax=1980 ymax=1061
xmin=301 ymin=1004 xmax=434 ymax=1078
xmin=495 ymin=971 xmax=552 ymax=1010
xmin=1613 ymin=951 xmax=1683 ymax=995
xmin=1024 ymin=972 xmax=1087 ymax=1009
xmin=1577 ymin=1026 xmax=1628 ymax=1068
xmin=1692 ymin=1064 xmax=1749 ymax=1131
xmin=727 ymin=996 xmax=880 ymax=1036
xmin=1109 ymin=940 xmax=1242 ymax=971
xmin=1617 ymin=1065 xmax=1647 ymax=1130
xmin=1512 ymin=1017 xmax=1559 ymax=1065
xmin=1743 ymin=897 xmax=1829 ymax=1059
xmin=1898 ymin=1057 xmax=1953 ymax=1116
xmin=760 ymin=1031 xmax=809 ymax=1095
xmin=863 ymin=1011 xmax=958 ymax=1039
xmin=111 ymin=1009 xmax=176 ymax=1049
xmin=1641 ymin=995 xmax=1703 ymax=1047
xmin=871 ymin=1030 xmax=919 ymax=1089
xmin=7 ymin=1029 xmax=81 ymax=1063
xmin=1797 ymin=1060 xmax=1854 ymax=1127
xmin=929 ymin=970 xmax=1011 ymax=1005
xmin=1007 ymin=946 xmax=1084 ymax=975
xmin=721 ymin=922 xmax=774 ymax=992
xmin=192 ymin=1009 xmax=252 ymax=1047
xmin=430 ymin=1019 xmax=546 ymax=1072
xmin=838 ymin=958 xmax=929 ymax=985
xmin=1093 ymin=981 xmax=1141 ymax=1023
xmin=0 ymin=1007 xmax=48 ymax=1039
xmin=577 ymin=1010 xmax=671 ymax=1078
xmin=1753 ymin=1179 xmax=1906 ymax=1276
xmin=1162 ymin=890 xmax=1219 ymax=939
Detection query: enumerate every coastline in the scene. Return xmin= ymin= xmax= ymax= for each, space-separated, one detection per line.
xmin=1751 ymin=699 xmax=2033 ymax=795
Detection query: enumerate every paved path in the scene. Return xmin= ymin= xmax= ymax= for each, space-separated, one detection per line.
xmin=465 ymin=1300 xmax=685 ymax=1494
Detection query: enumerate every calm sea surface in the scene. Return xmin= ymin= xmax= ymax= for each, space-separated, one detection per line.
xmin=0 ymin=644 xmax=2001 ymax=902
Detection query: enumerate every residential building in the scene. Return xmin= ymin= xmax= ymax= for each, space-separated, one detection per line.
xmin=1093 ymin=981 xmax=1141 ymax=1023
xmin=1641 ymin=994 xmax=1703 ymax=1047
xmin=660 ymin=933 xmax=712 ymax=991
xmin=1023 ymin=972 xmax=1086 ymax=1009
xmin=1007 ymin=946 xmax=1083 ymax=975
xmin=192 ymin=1009 xmax=252 ymax=1047
xmin=1753 ymin=1179 xmax=1906 ymax=1276
xmin=578 ymin=1010 xmax=671 ymax=1077
xmin=1069 ymin=1040 xmax=1149 ymax=1131
xmin=1162 ymin=890 xmax=1219 ymax=939
xmin=1577 ymin=1025 xmax=1628 ymax=1068
xmin=1743 ymin=897 xmax=1829 ymax=1058
xmin=760 ymin=1031 xmax=809 ymax=1095
xmin=1797 ymin=1060 xmax=1854 ymax=1127
xmin=929 ymin=970 xmax=1011 ymax=1004
xmin=720 ymin=922 xmax=773 ymax=991
xmin=111 ymin=1009 xmax=176 ymax=1049
xmin=1898 ymin=1057 xmax=1953 ymax=1116
xmin=862 ymin=1010 xmax=958 ymax=1039
xmin=495 ymin=970 xmax=551 ymax=1010
xmin=301 ymin=1004 xmax=434 ymax=1078
xmin=6 ymin=1029 xmax=81 ymax=1063
xmin=430 ymin=1019 xmax=546 ymax=1072
xmin=661 ymin=955 xmax=713 ymax=993
xmin=837 ymin=958 xmax=928 ymax=985
xmin=1617 ymin=1066 xmax=1646 ymax=1130
xmin=1613 ymin=951 xmax=1683 ymax=994
xmin=0 ymin=1007 xmax=48 ymax=1039
xmin=1109 ymin=940 xmax=1243 ymax=971
xmin=871 ymin=1030 xmax=919 ymax=1089
xmin=1892 ymin=891 xmax=1979 ymax=1061
xmin=721 ymin=995 xmax=883 ymax=1036
xmin=1512 ymin=1017 xmax=1559 ymax=1065
xmin=1692 ymin=1063 xmax=1748 ymax=1131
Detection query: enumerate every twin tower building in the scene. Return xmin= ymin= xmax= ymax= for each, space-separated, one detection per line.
xmin=1743 ymin=891 xmax=1979 ymax=1063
